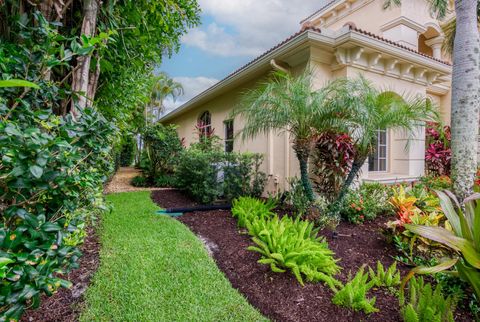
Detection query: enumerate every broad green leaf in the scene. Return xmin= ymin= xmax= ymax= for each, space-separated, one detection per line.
xmin=406 ymin=224 xmax=480 ymax=269
xmin=436 ymin=191 xmax=461 ymax=236
xmin=0 ymin=79 xmax=40 ymax=89
xmin=29 ymin=165 xmax=43 ymax=179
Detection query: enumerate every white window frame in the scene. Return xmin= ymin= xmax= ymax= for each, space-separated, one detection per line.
xmin=368 ymin=129 xmax=388 ymax=172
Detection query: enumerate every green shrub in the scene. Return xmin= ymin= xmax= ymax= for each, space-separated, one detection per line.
xmin=0 ymin=108 xmax=115 ymax=319
xmin=231 ymin=197 xmax=276 ymax=228
xmin=284 ymin=178 xmax=312 ymax=216
xmin=246 ymin=215 xmax=341 ymax=289
xmin=332 ymin=266 xmax=379 ymax=314
xmin=175 ymin=149 xmax=267 ymax=204
xmin=223 ymin=153 xmax=267 ymax=200
xmin=340 ymin=182 xmax=393 ymax=224
xmin=154 ymin=174 xmax=177 ymax=188
xmin=399 ymin=277 xmax=456 ymax=322
xmin=131 ymin=175 xmax=149 ymax=187
xmin=119 ymin=135 xmax=136 ymax=167
xmin=143 ymin=123 xmax=184 ymax=179
xmin=175 ymin=149 xmax=224 ymax=204
xmin=368 ymin=261 xmax=401 ymax=288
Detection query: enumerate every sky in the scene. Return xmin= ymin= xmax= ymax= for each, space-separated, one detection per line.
xmin=160 ymin=0 xmax=328 ymax=113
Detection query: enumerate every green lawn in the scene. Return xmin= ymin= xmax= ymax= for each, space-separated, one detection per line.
xmin=80 ymin=191 xmax=266 ymax=321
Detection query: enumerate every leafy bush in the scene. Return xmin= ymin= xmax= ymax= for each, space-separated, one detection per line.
xmin=0 ymin=108 xmax=115 ymax=319
xmin=311 ymin=132 xmax=355 ymax=201
xmin=340 ymin=182 xmax=393 ymax=224
xmin=332 ymin=266 xmax=379 ymax=314
xmin=223 ymin=153 xmax=267 ymax=201
xmin=405 ymin=191 xmax=480 ymax=301
xmin=231 ymin=197 xmax=276 ymax=228
xmin=119 ymin=135 xmax=136 ymax=167
xmin=425 ymin=122 xmax=451 ymax=176
xmin=175 ymin=149 xmax=224 ymax=204
xmin=154 ymin=174 xmax=177 ymax=188
xmin=284 ymin=178 xmax=312 ymax=216
xmin=131 ymin=175 xmax=149 ymax=187
xmin=368 ymin=261 xmax=401 ymax=288
xmin=399 ymin=277 xmax=456 ymax=322
xmin=246 ymin=215 xmax=341 ymax=289
xmin=175 ymin=149 xmax=267 ymax=204
xmin=143 ymin=123 xmax=184 ymax=179
xmin=419 ymin=175 xmax=452 ymax=191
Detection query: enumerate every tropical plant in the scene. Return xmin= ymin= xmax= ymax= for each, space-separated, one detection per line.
xmin=324 ymin=76 xmax=434 ymax=213
xmin=399 ymin=276 xmax=456 ymax=322
xmin=340 ymin=182 xmax=393 ymax=224
xmin=246 ymin=215 xmax=341 ymax=289
xmin=223 ymin=153 xmax=267 ymax=201
xmin=175 ymin=149 xmax=267 ymax=204
xmin=368 ymin=261 xmax=401 ymax=288
xmin=384 ymin=0 xmax=480 ymax=201
xmin=332 ymin=266 xmax=379 ymax=314
xmin=143 ymin=123 xmax=184 ymax=180
xmin=119 ymin=135 xmax=136 ymax=167
xmin=234 ymin=70 xmax=351 ymax=202
xmin=0 ymin=107 xmax=115 ymax=320
xmin=231 ymin=197 xmax=276 ymax=228
xmin=404 ymin=190 xmax=480 ymax=300
xmin=311 ymin=132 xmax=355 ymax=201
xmin=425 ymin=121 xmax=451 ymax=176
xmin=147 ymin=73 xmax=184 ymax=122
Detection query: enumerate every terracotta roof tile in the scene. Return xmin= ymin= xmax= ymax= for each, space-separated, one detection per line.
xmin=349 ymin=26 xmax=451 ymax=66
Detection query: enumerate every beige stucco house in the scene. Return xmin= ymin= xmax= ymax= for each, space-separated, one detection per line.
xmin=160 ymin=0 xmax=453 ymax=194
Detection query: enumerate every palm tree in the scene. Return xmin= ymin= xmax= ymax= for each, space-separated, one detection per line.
xmin=148 ymin=72 xmax=184 ymax=122
xmin=326 ymin=76 xmax=435 ymax=209
xmin=233 ymin=71 xmax=350 ymax=202
xmin=385 ymin=0 xmax=480 ymax=201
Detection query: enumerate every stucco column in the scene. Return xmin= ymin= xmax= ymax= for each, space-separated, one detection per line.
xmin=425 ymin=36 xmax=444 ymax=59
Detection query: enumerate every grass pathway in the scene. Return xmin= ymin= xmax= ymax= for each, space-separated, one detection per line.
xmin=81 ymin=191 xmax=265 ymax=321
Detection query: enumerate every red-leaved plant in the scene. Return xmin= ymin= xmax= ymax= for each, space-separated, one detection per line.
xmin=311 ymin=132 xmax=355 ymax=201
xmin=425 ymin=122 xmax=451 ymax=176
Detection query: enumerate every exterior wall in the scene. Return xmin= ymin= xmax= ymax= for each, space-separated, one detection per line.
xmin=167 ymin=73 xmax=295 ymax=194
xmin=345 ymin=66 xmax=428 ymax=179
xmin=320 ymin=0 xmax=400 ymax=35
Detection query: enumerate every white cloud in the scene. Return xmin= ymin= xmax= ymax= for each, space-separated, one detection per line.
xmin=182 ymin=0 xmax=328 ymax=57
xmin=163 ymin=76 xmax=219 ymax=113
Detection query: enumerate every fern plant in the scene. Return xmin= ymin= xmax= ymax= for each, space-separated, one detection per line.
xmin=368 ymin=261 xmax=401 ymax=288
xmin=332 ymin=266 xmax=379 ymax=314
xmin=399 ymin=277 xmax=456 ymax=322
xmin=246 ymin=215 xmax=341 ymax=289
xmin=231 ymin=196 xmax=276 ymax=228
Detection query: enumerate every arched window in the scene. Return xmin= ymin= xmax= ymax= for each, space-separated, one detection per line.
xmin=198 ymin=111 xmax=212 ymax=138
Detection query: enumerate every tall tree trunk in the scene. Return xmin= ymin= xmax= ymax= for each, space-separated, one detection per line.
xmin=328 ymin=155 xmax=366 ymax=217
xmin=451 ymin=0 xmax=480 ymax=201
xmin=71 ymin=0 xmax=98 ymax=116
xmin=293 ymin=140 xmax=314 ymax=202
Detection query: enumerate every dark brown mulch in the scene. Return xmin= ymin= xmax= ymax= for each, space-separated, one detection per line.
xmin=21 ymin=225 xmax=100 ymax=322
xmin=152 ymin=190 xmax=473 ymax=322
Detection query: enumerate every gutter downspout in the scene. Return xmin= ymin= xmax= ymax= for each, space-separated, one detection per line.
xmin=270 ymin=59 xmax=290 ymax=73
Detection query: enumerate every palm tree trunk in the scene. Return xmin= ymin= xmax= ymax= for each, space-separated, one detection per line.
xmin=451 ymin=0 xmax=480 ymax=201
xmin=293 ymin=142 xmax=315 ymax=202
xmin=328 ymin=155 xmax=366 ymax=217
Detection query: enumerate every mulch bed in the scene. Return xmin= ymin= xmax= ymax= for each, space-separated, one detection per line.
xmin=21 ymin=225 xmax=101 ymax=322
xmin=151 ymin=189 xmax=473 ymax=322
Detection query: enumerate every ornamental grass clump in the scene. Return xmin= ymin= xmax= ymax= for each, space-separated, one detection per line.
xmin=231 ymin=197 xmax=276 ymax=228
xmin=246 ymin=214 xmax=341 ymax=289
xmin=399 ymin=276 xmax=456 ymax=322
xmin=332 ymin=266 xmax=379 ymax=314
